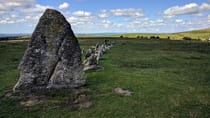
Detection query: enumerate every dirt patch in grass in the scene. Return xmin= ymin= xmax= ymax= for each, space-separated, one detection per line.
xmin=4 ymin=87 xmax=92 ymax=110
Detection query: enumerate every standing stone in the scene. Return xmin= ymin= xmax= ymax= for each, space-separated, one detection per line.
xmin=13 ymin=9 xmax=85 ymax=92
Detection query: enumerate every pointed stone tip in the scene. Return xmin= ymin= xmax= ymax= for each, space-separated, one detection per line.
xmin=45 ymin=8 xmax=59 ymax=12
xmin=45 ymin=8 xmax=60 ymax=13
xmin=40 ymin=8 xmax=66 ymax=22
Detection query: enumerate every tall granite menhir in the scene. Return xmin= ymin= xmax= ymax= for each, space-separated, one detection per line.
xmin=13 ymin=9 xmax=86 ymax=92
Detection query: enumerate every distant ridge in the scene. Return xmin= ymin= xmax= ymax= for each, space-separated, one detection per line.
xmin=0 ymin=28 xmax=209 ymax=40
xmin=76 ymin=32 xmax=125 ymax=37
xmin=180 ymin=28 xmax=210 ymax=33
xmin=0 ymin=33 xmax=30 ymax=38
xmin=110 ymin=27 xmax=210 ymax=40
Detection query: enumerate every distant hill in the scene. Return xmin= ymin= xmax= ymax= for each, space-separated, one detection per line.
xmin=182 ymin=28 xmax=210 ymax=33
xmin=175 ymin=28 xmax=210 ymax=40
xmin=110 ymin=28 xmax=210 ymax=40
xmin=0 ymin=28 xmax=209 ymax=41
xmin=0 ymin=33 xmax=30 ymax=38
xmin=0 ymin=34 xmax=31 ymax=41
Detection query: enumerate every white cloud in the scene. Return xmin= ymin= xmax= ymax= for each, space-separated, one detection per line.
xmin=72 ymin=11 xmax=91 ymax=17
xmin=0 ymin=17 xmax=26 ymax=24
xmin=200 ymin=3 xmax=210 ymax=10
xmin=97 ymin=8 xmax=144 ymax=18
xmin=59 ymin=2 xmax=69 ymax=9
xmin=67 ymin=16 xmax=78 ymax=23
xmin=0 ymin=1 xmax=52 ymax=25
xmin=0 ymin=0 xmax=35 ymax=11
xmin=175 ymin=19 xmax=183 ymax=23
xmin=192 ymin=13 xmax=203 ymax=17
xmin=164 ymin=3 xmax=210 ymax=17
xmin=101 ymin=20 xmax=113 ymax=28
xmin=127 ymin=18 xmax=166 ymax=31
xmin=156 ymin=19 xmax=164 ymax=23
xmin=67 ymin=16 xmax=85 ymax=25
xmin=164 ymin=15 xmax=174 ymax=19
xmin=98 ymin=13 xmax=109 ymax=18
xmin=98 ymin=10 xmax=109 ymax=18
xmin=0 ymin=1 xmax=209 ymax=33
xmin=21 ymin=4 xmax=52 ymax=14
xmin=67 ymin=10 xmax=94 ymax=26
xmin=67 ymin=15 xmax=95 ymax=26
xmin=164 ymin=3 xmax=199 ymax=16
xmin=24 ymin=14 xmax=40 ymax=21
xmin=0 ymin=19 xmax=14 ymax=24
xmin=110 ymin=8 xmax=144 ymax=17
xmin=11 ymin=14 xmax=17 ymax=18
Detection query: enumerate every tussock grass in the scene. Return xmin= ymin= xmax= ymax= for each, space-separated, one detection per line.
xmin=0 ymin=38 xmax=210 ymax=117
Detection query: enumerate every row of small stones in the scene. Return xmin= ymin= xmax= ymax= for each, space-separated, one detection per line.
xmin=82 ymin=40 xmax=114 ymax=70
xmin=81 ymin=40 xmax=132 ymax=96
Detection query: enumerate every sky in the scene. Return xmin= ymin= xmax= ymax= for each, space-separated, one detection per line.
xmin=0 ymin=0 xmax=210 ymax=34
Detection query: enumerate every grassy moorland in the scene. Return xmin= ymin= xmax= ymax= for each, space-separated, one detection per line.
xmin=111 ymin=28 xmax=210 ymax=40
xmin=0 ymin=38 xmax=210 ymax=117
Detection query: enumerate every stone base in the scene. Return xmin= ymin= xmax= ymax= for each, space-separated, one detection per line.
xmin=83 ymin=65 xmax=104 ymax=71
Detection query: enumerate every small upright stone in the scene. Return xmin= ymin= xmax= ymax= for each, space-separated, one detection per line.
xmin=84 ymin=53 xmax=103 ymax=71
xmin=85 ymin=48 xmax=94 ymax=59
xmin=13 ymin=9 xmax=86 ymax=92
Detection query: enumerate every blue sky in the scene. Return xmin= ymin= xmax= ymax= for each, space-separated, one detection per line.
xmin=0 ymin=0 xmax=210 ymax=34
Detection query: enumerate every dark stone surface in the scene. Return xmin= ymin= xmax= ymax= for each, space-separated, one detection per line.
xmin=13 ymin=9 xmax=85 ymax=92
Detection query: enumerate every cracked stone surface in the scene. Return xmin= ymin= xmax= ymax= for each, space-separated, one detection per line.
xmin=13 ymin=9 xmax=86 ymax=92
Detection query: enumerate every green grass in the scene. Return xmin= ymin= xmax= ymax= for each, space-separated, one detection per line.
xmin=111 ymin=32 xmax=210 ymax=41
xmin=0 ymin=38 xmax=210 ymax=117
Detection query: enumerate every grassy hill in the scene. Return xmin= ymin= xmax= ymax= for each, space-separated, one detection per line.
xmin=185 ymin=28 xmax=210 ymax=33
xmin=111 ymin=28 xmax=210 ymax=41
xmin=0 ymin=38 xmax=210 ymax=117
xmin=3 ymin=28 xmax=209 ymax=41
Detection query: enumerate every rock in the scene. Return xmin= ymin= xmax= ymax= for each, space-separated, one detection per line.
xmin=104 ymin=39 xmax=109 ymax=45
xmin=113 ymin=87 xmax=132 ymax=96
xmin=95 ymin=43 xmax=99 ymax=50
xmin=67 ymin=93 xmax=92 ymax=110
xmin=84 ymin=65 xmax=104 ymax=71
xmin=83 ymin=54 xmax=103 ymax=71
xmin=84 ymin=54 xmax=97 ymax=66
xmin=96 ymin=45 xmax=103 ymax=61
xmin=13 ymin=9 xmax=86 ymax=92
xmin=101 ymin=44 xmax=106 ymax=53
xmin=19 ymin=95 xmax=47 ymax=107
xmin=85 ymin=48 xmax=94 ymax=59
xmin=81 ymin=48 xmax=85 ymax=55
xmin=79 ymin=101 xmax=92 ymax=109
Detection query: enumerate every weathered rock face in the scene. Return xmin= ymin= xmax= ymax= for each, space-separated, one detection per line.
xmin=84 ymin=54 xmax=97 ymax=67
xmin=13 ymin=9 xmax=85 ymax=92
